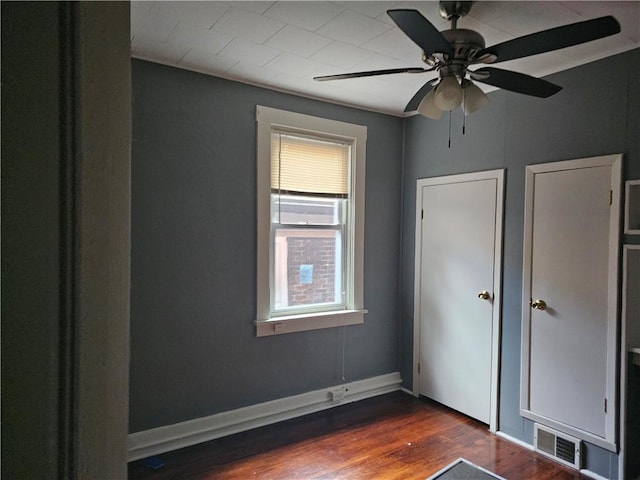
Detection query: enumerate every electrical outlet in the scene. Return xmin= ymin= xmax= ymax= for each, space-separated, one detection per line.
xmin=330 ymin=387 xmax=345 ymax=402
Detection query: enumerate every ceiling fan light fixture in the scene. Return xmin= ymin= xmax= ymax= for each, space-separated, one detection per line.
xmin=462 ymin=80 xmax=489 ymax=115
xmin=434 ymin=75 xmax=463 ymax=111
xmin=417 ymin=88 xmax=443 ymax=120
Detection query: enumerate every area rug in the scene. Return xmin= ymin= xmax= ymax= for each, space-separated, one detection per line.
xmin=425 ymin=458 xmax=507 ymax=480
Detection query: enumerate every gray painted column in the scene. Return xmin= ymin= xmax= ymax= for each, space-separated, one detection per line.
xmin=1 ymin=3 xmax=65 ymax=477
xmin=75 ymin=2 xmax=131 ymax=478
xmin=1 ymin=2 xmax=131 ymax=478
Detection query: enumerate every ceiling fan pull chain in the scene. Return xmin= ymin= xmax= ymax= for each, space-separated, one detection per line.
xmin=464 ymin=109 xmax=468 ymax=135
xmin=462 ymin=91 xmax=466 ymax=135
xmin=448 ymin=111 xmax=452 ymax=148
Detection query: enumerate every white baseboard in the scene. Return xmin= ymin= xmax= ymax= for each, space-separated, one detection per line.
xmin=399 ymin=386 xmax=416 ymax=396
xmin=495 ymin=431 xmax=534 ymax=451
xmin=128 ymin=372 xmax=402 ymax=462
xmin=579 ymin=469 xmax=610 ymax=480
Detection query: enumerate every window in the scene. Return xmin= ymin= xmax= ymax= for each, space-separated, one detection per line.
xmin=256 ymin=106 xmax=367 ymax=336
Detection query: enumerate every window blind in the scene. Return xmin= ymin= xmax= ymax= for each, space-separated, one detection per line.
xmin=271 ymin=132 xmax=350 ymax=198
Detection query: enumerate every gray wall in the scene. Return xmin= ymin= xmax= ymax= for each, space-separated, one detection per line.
xmin=400 ymin=48 xmax=639 ymax=478
xmin=130 ymin=60 xmax=403 ymax=432
xmin=131 ymin=48 xmax=639 ymax=478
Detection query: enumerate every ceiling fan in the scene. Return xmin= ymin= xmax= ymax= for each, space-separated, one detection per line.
xmin=314 ymin=1 xmax=621 ymax=119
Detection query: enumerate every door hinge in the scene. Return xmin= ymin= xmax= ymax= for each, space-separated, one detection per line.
xmin=609 ymin=190 xmax=613 ymax=205
xmin=417 ymin=363 xmax=421 ymax=374
xmin=604 ymin=398 xmax=607 ymax=413
xmin=421 ymin=209 xmax=424 ymax=219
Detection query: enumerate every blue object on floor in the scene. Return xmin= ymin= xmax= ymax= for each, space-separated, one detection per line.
xmin=143 ymin=456 xmax=165 ymax=470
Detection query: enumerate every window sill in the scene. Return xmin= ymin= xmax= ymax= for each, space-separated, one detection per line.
xmin=255 ymin=309 xmax=367 ymax=337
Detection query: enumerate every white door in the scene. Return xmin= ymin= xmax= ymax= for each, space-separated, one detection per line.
xmin=521 ymin=155 xmax=621 ymax=451
xmin=414 ymin=170 xmax=503 ymax=428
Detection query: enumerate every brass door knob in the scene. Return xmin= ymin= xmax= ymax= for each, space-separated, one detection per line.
xmin=477 ymin=290 xmax=491 ymax=300
xmin=530 ymin=299 xmax=547 ymax=311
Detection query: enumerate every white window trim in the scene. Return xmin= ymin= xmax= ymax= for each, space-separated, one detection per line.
xmin=255 ymin=106 xmax=367 ymax=337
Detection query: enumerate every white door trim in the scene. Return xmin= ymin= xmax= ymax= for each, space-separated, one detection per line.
xmin=520 ymin=154 xmax=622 ymax=452
xmin=618 ymin=246 xmax=640 ymax=478
xmin=412 ymin=169 xmax=505 ymax=433
xmin=619 ymin=244 xmax=640 ymax=479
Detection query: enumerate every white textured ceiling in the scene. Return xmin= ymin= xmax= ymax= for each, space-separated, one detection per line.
xmin=131 ymin=1 xmax=640 ymax=116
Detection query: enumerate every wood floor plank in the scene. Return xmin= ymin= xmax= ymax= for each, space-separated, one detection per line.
xmin=128 ymin=391 xmax=586 ymax=479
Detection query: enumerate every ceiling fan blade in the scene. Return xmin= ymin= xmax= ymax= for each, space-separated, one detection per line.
xmin=477 ymin=16 xmax=620 ymax=64
xmin=472 ymin=67 xmax=562 ymax=98
xmin=314 ymin=67 xmax=432 ymax=82
xmin=404 ymin=79 xmax=439 ymax=112
xmin=387 ymin=9 xmax=453 ymax=57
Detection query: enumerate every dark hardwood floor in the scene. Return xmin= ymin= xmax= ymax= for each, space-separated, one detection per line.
xmin=128 ymin=391 xmax=586 ymax=479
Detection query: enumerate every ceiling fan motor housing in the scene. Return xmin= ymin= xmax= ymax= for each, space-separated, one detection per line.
xmin=438 ymin=1 xmax=474 ymax=21
xmin=428 ymin=1 xmax=486 ymax=71
xmin=441 ymin=29 xmax=485 ymax=61
xmin=424 ymin=28 xmax=485 ymax=81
